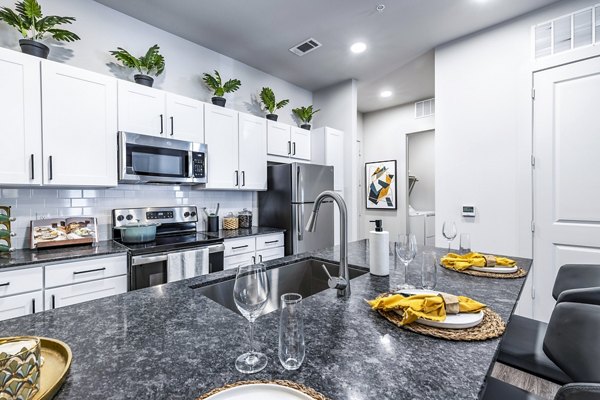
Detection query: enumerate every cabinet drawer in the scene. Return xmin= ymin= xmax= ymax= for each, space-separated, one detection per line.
xmin=45 ymin=255 xmax=127 ymax=288
xmin=0 ymin=291 xmax=42 ymax=322
xmin=224 ymin=237 xmax=256 ymax=257
xmin=256 ymin=247 xmax=284 ymax=263
xmin=223 ymin=253 xmax=256 ymax=271
xmin=44 ymin=275 xmax=127 ymax=310
xmin=0 ymin=267 xmax=43 ymax=297
xmin=256 ymin=233 xmax=284 ymax=250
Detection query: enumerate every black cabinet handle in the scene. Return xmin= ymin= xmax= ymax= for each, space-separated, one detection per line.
xmin=235 ymin=170 xmax=239 ymax=187
xmin=73 ymin=267 xmax=106 ymax=275
xmin=49 ymin=156 xmax=53 ymax=180
xmin=159 ymin=114 xmax=164 ymax=134
xmin=30 ymin=154 xmax=35 ymax=180
xmin=259 ymin=255 xmax=263 ymax=262
xmin=170 ymin=116 xmax=174 ymax=136
xmin=264 ymin=240 xmax=279 ymax=244
xmin=51 ymin=295 xmax=56 ymax=309
xmin=31 ymin=298 xmax=35 ymax=314
xmin=0 ymin=282 xmax=10 ymax=287
xmin=252 ymin=256 xmax=256 ymax=264
xmin=292 ymin=142 xmax=296 ymax=156
xmin=231 ymin=245 xmax=248 ymax=250
xmin=287 ymin=141 xmax=291 ymax=155
xmin=241 ymin=171 xmax=246 ymax=187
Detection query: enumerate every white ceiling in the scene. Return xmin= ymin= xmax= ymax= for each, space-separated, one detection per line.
xmin=94 ymin=0 xmax=560 ymax=113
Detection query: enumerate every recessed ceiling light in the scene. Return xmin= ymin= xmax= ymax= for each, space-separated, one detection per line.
xmin=380 ymin=90 xmax=393 ymax=98
xmin=350 ymin=42 xmax=367 ymax=54
xmin=376 ymin=4 xmax=385 ymax=12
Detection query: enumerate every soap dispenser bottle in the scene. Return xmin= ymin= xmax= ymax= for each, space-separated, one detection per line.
xmin=369 ymin=220 xmax=389 ymax=276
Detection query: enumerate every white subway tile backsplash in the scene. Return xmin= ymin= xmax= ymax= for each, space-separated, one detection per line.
xmin=71 ymin=198 xmax=96 ymax=207
xmin=2 ymin=189 xmax=31 ymax=198
xmin=59 ymin=190 xmax=82 ymax=198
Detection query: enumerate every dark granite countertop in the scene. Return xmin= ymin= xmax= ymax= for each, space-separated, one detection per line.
xmin=0 ymin=240 xmax=129 ymax=271
xmin=0 ymin=240 xmax=531 ymax=400
xmin=209 ymin=226 xmax=285 ymax=240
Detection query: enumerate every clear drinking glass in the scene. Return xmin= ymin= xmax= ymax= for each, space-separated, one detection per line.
xmin=442 ymin=221 xmax=457 ymax=253
xmin=278 ymin=293 xmax=305 ymax=371
xmin=395 ymin=233 xmax=418 ymax=290
xmin=421 ymin=251 xmax=437 ymax=290
xmin=233 ymin=263 xmax=270 ymax=374
xmin=459 ymin=233 xmax=471 ymax=254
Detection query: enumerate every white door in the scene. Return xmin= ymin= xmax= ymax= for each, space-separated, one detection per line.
xmin=41 ymin=62 xmax=118 ymax=187
xmin=239 ymin=113 xmax=267 ymax=190
xmin=44 ymin=275 xmax=127 ymax=310
xmin=291 ymin=127 xmax=311 ymax=161
xmin=267 ymin=121 xmax=291 ymax=157
xmin=204 ymin=104 xmax=239 ymax=189
xmin=0 ymin=48 xmax=42 ymax=185
xmin=325 ymin=128 xmax=345 ymax=191
xmin=0 ymin=291 xmax=42 ymax=322
xmin=532 ymin=56 xmax=600 ymax=322
xmin=117 ymin=80 xmax=166 ymax=137
xmin=165 ymin=93 xmax=204 ymax=142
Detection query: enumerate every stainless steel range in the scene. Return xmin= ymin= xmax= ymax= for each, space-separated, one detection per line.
xmin=112 ymin=206 xmax=224 ymax=291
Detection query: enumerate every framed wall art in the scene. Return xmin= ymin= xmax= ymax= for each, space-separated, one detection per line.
xmin=365 ymin=160 xmax=397 ymax=210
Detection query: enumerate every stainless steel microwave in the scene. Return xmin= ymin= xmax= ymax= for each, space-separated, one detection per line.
xmin=118 ymin=131 xmax=207 ymax=185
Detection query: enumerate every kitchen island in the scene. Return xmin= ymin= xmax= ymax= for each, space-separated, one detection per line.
xmin=0 ymin=240 xmax=531 ymax=400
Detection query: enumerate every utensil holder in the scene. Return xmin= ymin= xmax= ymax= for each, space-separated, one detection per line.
xmin=207 ymin=216 xmax=219 ymax=232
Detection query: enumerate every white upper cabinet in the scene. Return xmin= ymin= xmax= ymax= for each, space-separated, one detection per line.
xmin=204 ymin=104 xmax=239 ymax=189
xmin=238 ymin=114 xmax=267 ymax=190
xmin=165 ymin=93 xmax=204 ymax=142
xmin=267 ymin=121 xmax=291 ymax=157
xmin=0 ymin=48 xmax=42 ymax=185
xmin=290 ymin=127 xmax=311 ymax=161
xmin=312 ymin=127 xmax=344 ymax=191
xmin=41 ymin=61 xmax=118 ymax=187
xmin=117 ymin=80 xmax=166 ymax=137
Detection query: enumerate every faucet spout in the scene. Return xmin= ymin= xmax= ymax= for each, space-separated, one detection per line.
xmin=305 ymin=190 xmax=350 ymax=298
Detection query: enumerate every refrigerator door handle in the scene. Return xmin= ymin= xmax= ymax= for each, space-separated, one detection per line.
xmin=297 ymin=204 xmax=304 ymax=241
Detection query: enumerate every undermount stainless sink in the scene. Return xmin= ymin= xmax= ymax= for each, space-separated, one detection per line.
xmin=195 ymin=259 xmax=367 ymax=316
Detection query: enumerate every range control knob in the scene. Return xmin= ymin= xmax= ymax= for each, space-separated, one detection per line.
xmin=116 ymin=215 xmax=124 ymax=222
xmin=126 ymin=215 xmax=133 ymax=221
xmin=184 ymin=212 xmax=190 ymax=218
xmin=190 ymin=211 xmax=197 ymax=217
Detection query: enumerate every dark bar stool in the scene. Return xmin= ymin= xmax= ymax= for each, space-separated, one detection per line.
xmin=497 ymin=264 xmax=600 ymax=384
xmin=484 ymin=301 xmax=600 ymax=399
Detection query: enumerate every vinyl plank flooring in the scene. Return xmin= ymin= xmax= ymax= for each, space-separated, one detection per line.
xmin=491 ymin=362 xmax=561 ymax=399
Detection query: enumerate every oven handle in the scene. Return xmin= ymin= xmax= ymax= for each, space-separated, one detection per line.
xmin=132 ymin=254 xmax=168 ymax=266
xmin=207 ymin=244 xmax=225 ymax=254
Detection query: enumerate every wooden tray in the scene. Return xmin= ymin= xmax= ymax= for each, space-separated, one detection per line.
xmin=33 ymin=337 xmax=72 ymax=400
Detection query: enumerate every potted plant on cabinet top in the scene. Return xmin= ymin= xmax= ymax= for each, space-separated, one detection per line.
xmin=292 ymin=105 xmax=320 ymax=130
xmin=110 ymin=44 xmax=165 ymax=87
xmin=259 ymin=87 xmax=289 ymax=121
xmin=0 ymin=0 xmax=80 ymax=59
xmin=202 ymin=70 xmax=241 ymax=107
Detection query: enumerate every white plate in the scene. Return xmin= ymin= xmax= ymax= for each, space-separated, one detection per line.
xmin=203 ymin=383 xmax=314 ymax=400
xmin=397 ymin=289 xmax=484 ymax=329
xmin=468 ymin=265 xmax=518 ymax=274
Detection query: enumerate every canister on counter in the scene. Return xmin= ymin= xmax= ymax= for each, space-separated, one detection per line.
xmin=238 ymin=208 xmax=253 ymax=229
xmin=222 ymin=213 xmax=239 ymax=230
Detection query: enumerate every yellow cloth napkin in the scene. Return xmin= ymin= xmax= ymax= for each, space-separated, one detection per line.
xmin=367 ymin=293 xmax=486 ymax=326
xmin=441 ymin=252 xmax=516 ymax=271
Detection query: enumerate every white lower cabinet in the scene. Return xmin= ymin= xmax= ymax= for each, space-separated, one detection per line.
xmin=44 ymin=275 xmax=127 ymax=310
xmin=256 ymin=247 xmax=285 ymax=263
xmin=0 ymin=266 xmax=43 ymax=321
xmin=224 ymin=252 xmax=256 ymax=271
xmin=0 ymin=291 xmax=42 ymax=321
xmin=223 ymin=233 xmax=285 ymax=269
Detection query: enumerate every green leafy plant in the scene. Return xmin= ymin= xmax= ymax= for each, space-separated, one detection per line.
xmin=292 ymin=105 xmax=320 ymax=124
xmin=202 ymin=70 xmax=241 ymax=97
xmin=260 ymin=87 xmax=289 ymax=114
xmin=110 ymin=44 xmax=165 ymax=77
xmin=0 ymin=0 xmax=80 ymax=42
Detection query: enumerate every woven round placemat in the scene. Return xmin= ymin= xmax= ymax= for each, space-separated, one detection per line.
xmin=196 ymin=379 xmax=331 ymax=400
xmin=378 ymin=307 xmax=505 ymax=341
xmin=440 ymin=264 xmax=527 ymax=279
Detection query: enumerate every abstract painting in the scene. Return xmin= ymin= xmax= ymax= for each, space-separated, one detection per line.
xmin=365 ymin=160 xmax=397 ymax=210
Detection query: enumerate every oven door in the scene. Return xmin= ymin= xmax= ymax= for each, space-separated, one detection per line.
xmin=130 ymin=253 xmax=168 ymax=290
xmin=118 ymin=131 xmax=206 ymax=184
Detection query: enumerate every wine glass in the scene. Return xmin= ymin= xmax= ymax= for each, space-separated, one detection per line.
xmin=233 ymin=263 xmax=270 ymax=374
xmin=395 ymin=233 xmax=417 ymax=290
xmin=442 ymin=221 xmax=457 ymax=253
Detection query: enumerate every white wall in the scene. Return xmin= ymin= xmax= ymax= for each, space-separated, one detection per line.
xmin=361 ymin=102 xmax=435 ymax=240
xmin=313 ymin=79 xmax=359 ymax=241
xmin=408 ymin=130 xmax=435 ymax=211
xmin=0 ymin=0 xmax=312 ymax=125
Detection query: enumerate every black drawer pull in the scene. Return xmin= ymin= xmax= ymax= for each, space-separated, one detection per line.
xmin=73 ymin=267 xmax=106 ymax=275
xmin=231 ymin=245 xmax=249 ymax=250
xmin=51 ymin=294 xmax=56 ymax=309
xmin=32 ymin=298 xmax=35 ymax=314
xmin=264 ymin=240 xmax=279 ymax=244
xmin=0 ymin=282 xmax=10 ymax=287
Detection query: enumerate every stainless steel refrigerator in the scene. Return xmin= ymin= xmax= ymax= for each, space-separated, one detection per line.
xmin=259 ymin=163 xmax=334 ymax=255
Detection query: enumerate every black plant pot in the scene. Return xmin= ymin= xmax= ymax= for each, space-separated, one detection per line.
xmin=266 ymin=114 xmax=279 ymax=121
xmin=301 ymin=124 xmax=311 ymax=130
xmin=212 ymin=97 xmax=226 ymax=107
xmin=134 ymin=74 xmax=154 ymax=87
xmin=19 ymin=39 xmax=49 ymax=59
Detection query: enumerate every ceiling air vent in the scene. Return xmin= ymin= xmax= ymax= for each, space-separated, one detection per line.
xmin=415 ymin=98 xmax=435 ymax=119
xmin=289 ymin=38 xmax=322 ymax=56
